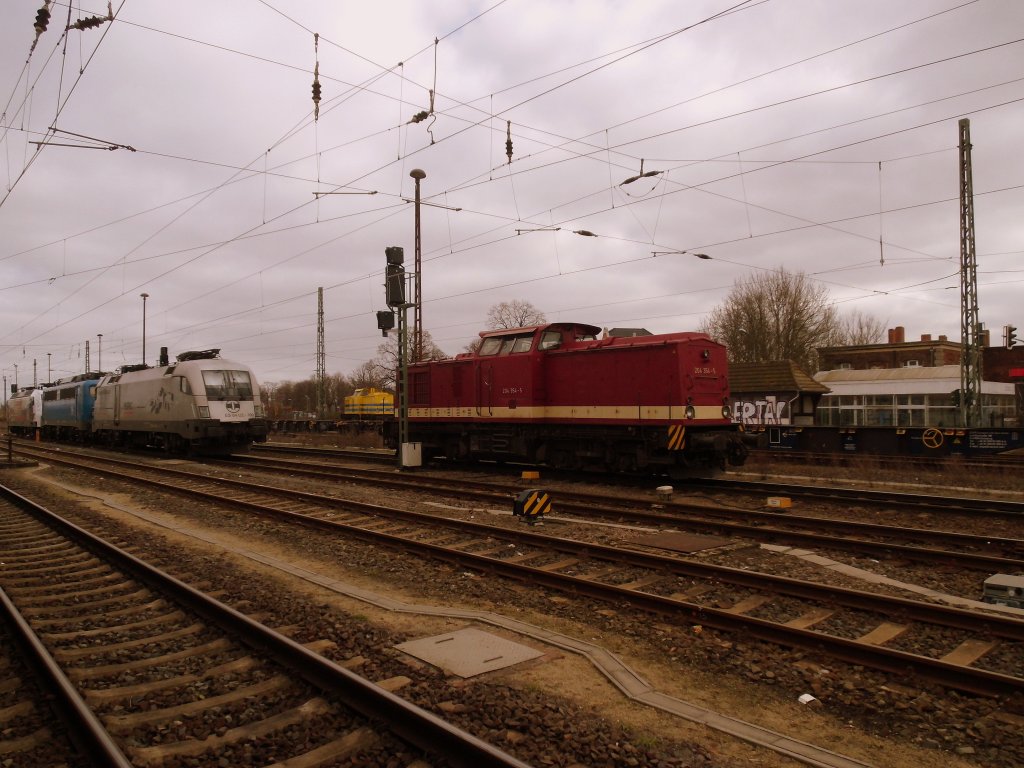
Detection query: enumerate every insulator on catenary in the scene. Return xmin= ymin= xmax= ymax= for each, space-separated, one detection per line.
xmin=67 ymin=3 xmax=113 ymax=31
xmin=34 ymin=4 xmax=50 ymax=34
xmin=312 ymin=63 xmax=321 ymax=121
xmin=311 ymin=33 xmax=321 ymax=122
xmin=68 ymin=15 xmax=105 ymax=30
xmin=505 ymin=120 xmax=513 ymax=164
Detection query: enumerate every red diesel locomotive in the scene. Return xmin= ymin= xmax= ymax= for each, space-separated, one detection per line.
xmin=391 ymin=322 xmax=750 ymax=476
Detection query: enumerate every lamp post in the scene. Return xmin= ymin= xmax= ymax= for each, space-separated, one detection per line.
xmin=409 ymin=168 xmax=425 ymax=363
xmin=97 ymin=334 xmax=103 ymax=373
xmin=140 ymin=293 xmax=149 ymax=365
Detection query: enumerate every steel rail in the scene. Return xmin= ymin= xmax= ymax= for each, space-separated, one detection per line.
xmin=224 ymin=453 xmax=1024 ymax=571
xmin=696 ymin=477 xmax=1024 ymax=517
xmin=17 ymin=448 xmax=1024 ymax=640
xmin=0 ymin=484 xmax=532 ymax=768
xmin=0 ymin=583 xmax=133 ymax=768
xmin=13 ymin=450 xmax=1024 ymax=699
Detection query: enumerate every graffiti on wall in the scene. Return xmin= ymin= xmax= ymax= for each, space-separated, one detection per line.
xmin=732 ymin=395 xmax=790 ymax=425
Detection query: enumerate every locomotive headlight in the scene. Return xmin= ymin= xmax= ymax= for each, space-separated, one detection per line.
xmin=685 ymin=405 xmax=696 ymax=420
xmin=198 ymin=406 xmax=210 ymax=419
xmin=722 ymin=405 xmax=731 ymax=419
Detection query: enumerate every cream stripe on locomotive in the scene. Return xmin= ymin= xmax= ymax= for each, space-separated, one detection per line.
xmin=409 ymin=404 xmax=728 ymax=421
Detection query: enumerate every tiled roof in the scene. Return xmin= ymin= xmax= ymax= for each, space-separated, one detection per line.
xmin=729 ymin=360 xmax=830 ymax=394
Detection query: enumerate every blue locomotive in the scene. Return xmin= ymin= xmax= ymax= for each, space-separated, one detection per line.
xmin=41 ymin=374 xmax=100 ymax=441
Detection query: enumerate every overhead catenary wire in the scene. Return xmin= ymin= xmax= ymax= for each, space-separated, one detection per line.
xmin=1 ymin=1 xmax=1019 ymax=378
xmin=4 ymin=1 xmax=995 ymax=268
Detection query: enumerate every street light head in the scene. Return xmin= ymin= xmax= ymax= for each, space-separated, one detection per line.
xmin=409 ymin=168 xmax=426 ymax=180
xmin=140 ymin=292 xmax=149 ymax=299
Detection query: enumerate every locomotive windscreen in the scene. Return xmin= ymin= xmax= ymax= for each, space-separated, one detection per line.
xmin=201 ymin=370 xmax=254 ymax=400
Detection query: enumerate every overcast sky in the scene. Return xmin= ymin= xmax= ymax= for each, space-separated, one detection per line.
xmin=2 ymin=0 xmax=1021 ymax=389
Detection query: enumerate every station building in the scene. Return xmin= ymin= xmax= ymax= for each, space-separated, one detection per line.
xmin=813 ymin=326 xmax=1020 ymax=428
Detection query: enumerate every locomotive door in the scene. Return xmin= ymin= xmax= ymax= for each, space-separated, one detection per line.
xmin=476 ymin=363 xmax=493 ymax=416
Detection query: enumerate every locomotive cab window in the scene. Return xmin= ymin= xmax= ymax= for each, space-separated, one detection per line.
xmin=511 ymin=335 xmax=533 ymax=353
xmin=201 ymin=370 xmax=254 ymax=400
xmin=498 ymin=334 xmax=533 ymax=355
xmin=538 ymin=331 xmax=562 ymax=351
xmin=478 ymin=338 xmax=502 ymax=356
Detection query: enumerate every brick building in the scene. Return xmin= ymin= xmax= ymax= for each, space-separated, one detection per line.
xmin=814 ymin=326 xmax=1021 ymax=427
xmin=817 ymin=326 xmax=960 ymax=370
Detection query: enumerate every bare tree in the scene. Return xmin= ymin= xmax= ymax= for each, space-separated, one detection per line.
xmin=700 ymin=269 xmax=843 ymax=372
xmin=486 ymin=300 xmax=546 ymax=330
xmin=349 ymin=360 xmax=389 ymax=391
xmin=370 ymin=330 xmax=446 ymax=390
xmin=274 ymin=379 xmax=319 ymax=418
xmin=460 ymin=300 xmax=547 ymax=353
xmin=260 ymin=381 xmax=279 ymax=416
xmin=835 ymin=309 xmax=888 ymax=346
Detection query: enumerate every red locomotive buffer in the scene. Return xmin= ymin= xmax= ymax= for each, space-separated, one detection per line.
xmin=391 ymin=322 xmax=750 ymax=476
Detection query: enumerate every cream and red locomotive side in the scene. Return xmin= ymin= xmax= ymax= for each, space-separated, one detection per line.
xmin=390 ymin=322 xmax=750 ymax=476
xmin=7 ymin=349 xmax=268 ymax=454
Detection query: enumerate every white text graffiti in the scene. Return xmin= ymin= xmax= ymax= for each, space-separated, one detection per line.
xmin=732 ymin=396 xmax=788 ymax=425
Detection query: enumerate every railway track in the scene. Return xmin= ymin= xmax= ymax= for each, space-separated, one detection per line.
xmin=0 ymin=484 xmax=530 ymax=767
xmin=255 ymin=441 xmax=395 ymax=464
xmin=747 ymin=448 xmax=1024 ymax=473
xmin=12 ymin=443 xmax=1024 ymax=700
xmin=0 ymin=597 xmax=89 ymax=766
xmin=253 ymin=442 xmax=1024 ymax=517
xmin=226 ymin=452 xmax=1024 ymax=571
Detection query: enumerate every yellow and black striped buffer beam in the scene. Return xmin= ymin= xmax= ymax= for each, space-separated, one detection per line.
xmin=668 ymin=424 xmax=687 ymax=451
xmin=514 ymin=489 xmax=552 ymax=518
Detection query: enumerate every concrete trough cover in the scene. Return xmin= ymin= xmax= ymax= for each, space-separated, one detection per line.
xmin=631 ymin=531 xmax=732 ymax=553
xmin=395 ymin=628 xmax=543 ymax=678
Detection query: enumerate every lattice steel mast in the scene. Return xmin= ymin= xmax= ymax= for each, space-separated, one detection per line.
xmin=958 ymin=118 xmax=982 ymax=428
xmin=316 ymin=286 xmax=326 ymax=418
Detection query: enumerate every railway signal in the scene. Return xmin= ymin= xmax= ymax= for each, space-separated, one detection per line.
xmin=1004 ymin=324 xmax=1018 ymax=348
xmin=384 ymin=246 xmax=405 ymax=308
xmin=376 ymin=310 xmax=395 ymax=337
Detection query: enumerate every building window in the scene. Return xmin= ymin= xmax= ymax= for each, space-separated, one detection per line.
xmin=902 ymin=360 xmax=920 ymax=367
